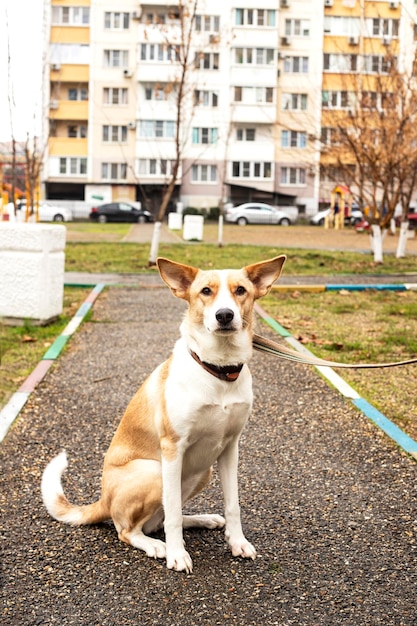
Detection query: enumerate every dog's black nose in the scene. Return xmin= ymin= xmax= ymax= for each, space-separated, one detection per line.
xmin=216 ymin=308 xmax=234 ymax=325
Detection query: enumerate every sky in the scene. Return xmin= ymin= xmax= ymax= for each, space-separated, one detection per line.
xmin=0 ymin=0 xmax=44 ymax=142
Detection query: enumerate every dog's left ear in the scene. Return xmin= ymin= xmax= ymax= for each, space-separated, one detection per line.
xmin=244 ymin=255 xmax=286 ymax=299
xmin=157 ymin=257 xmax=199 ymax=300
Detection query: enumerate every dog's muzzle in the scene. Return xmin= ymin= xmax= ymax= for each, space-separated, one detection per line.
xmin=215 ymin=308 xmax=235 ymax=329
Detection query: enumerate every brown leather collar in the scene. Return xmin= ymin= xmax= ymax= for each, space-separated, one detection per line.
xmin=189 ymin=350 xmax=244 ymax=382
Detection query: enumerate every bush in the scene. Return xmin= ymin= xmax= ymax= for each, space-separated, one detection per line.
xmin=207 ymin=207 xmax=220 ymax=221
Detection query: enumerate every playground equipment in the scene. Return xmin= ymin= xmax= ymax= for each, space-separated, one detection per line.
xmin=324 ymin=184 xmax=352 ymax=229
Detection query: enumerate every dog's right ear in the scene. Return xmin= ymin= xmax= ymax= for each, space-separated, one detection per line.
xmin=157 ymin=258 xmax=199 ymax=300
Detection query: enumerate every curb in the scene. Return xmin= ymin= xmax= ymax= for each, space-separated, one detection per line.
xmin=254 ymin=300 xmax=417 ymax=462
xmin=271 ymin=283 xmax=417 ymax=293
xmin=0 ymin=284 xmax=105 ymax=443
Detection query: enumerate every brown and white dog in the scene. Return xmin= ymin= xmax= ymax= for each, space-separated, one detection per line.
xmin=41 ymin=255 xmax=286 ymax=573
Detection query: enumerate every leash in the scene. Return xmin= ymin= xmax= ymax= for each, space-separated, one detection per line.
xmin=252 ymin=333 xmax=417 ymax=369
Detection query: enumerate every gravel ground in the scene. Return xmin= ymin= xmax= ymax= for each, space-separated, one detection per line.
xmin=1 ymin=285 xmax=417 ymax=626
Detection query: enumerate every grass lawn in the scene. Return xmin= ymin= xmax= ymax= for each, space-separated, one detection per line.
xmin=262 ymin=289 xmax=417 ymax=442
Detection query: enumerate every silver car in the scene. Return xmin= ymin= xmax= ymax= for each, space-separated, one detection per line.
xmin=224 ymin=202 xmax=293 ymax=226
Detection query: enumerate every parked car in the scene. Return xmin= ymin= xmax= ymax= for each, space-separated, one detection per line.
xmin=15 ymin=200 xmax=72 ymax=222
xmin=224 ymin=202 xmax=293 ymax=226
xmin=89 ymin=202 xmax=153 ymax=224
xmin=310 ymin=207 xmax=363 ymax=226
xmin=395 ymin=211 xmax=417 ymax=229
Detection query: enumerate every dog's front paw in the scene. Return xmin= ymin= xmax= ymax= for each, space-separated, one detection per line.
xmin=229 ymin=539 xmax=257 ymax=560
xmin=166 ymin=549 xmax=193 ymax=573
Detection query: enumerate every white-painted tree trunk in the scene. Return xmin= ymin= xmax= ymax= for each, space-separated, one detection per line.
xmin=217 ymin=214 xmax=223 ymax=247
xmin=149 ymin=221 xmax=162 ymax=266
xmin=396 ymin=221 xmax=409 ymax=258
xmin=369 ymin=224 xmax=386 ymax=263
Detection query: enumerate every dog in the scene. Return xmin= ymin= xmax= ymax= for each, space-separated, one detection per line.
xmin=41 ymin=255 xmax=286 ymax=573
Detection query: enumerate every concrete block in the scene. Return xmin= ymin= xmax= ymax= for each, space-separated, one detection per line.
xmin=183 ymin=214 xmax=204 ymax=241
xmin=168 ymin=212 xmax=183 ymax=230
xmin=0 ymin=223 xmax=66 ymax=324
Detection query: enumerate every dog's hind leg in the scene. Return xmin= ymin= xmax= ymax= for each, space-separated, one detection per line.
xmin=107 ymin=460 xmax=166 ymax=559
xmin=118 ymin=526 xmax=166 ymax=559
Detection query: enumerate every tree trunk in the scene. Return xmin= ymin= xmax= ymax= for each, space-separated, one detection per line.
xmin=149 ymin=221 xmax=162 ymax=267
xmin=369 ymin=224 xmax=385 ymax=264
xmin=396 ymin=221 xmax=409 ymax=258
xmin=217 ymin=214 xmax=224 ymax=247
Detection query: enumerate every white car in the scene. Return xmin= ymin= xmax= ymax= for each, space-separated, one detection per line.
xmin=15 ymin=201 xmax=73 ymax=222
xmin=310 ymin=207 xmax=363 ymax=226
xmin=224 ymin=202 xmax=293 ymax=226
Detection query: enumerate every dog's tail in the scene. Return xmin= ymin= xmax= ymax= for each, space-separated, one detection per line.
xmin=41 ymin=451 xmax=108 ymax=526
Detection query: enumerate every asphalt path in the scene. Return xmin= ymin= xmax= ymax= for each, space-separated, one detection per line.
xmin=1 ymin=283 xmax=416 ymax=625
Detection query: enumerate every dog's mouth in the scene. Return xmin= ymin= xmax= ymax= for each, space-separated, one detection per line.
xmin=214 ymin=326 xmax=236 ymax=334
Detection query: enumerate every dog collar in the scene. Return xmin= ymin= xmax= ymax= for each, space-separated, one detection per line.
xmin=189 ymin=350 xmax=244 ymax=382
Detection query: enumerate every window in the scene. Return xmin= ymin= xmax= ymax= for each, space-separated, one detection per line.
xmin=101 ymin=163 xmax=128 ymax=180
xmin=285 ymin=19 xmax=310 ymax=37
xmin=68 ymin=87 xmax=88 ymax=101
xmin=51 ymin=6 xmax=90 ymax=25
xmin=139 ymin=120 xmax=175 ymax=138
xmin=323 ymin=16 xmax=360 ymax=36
xmin=59 ymin=157 xmax=87 ymax=175
xmin=231 ymin=161 xmax=272 ymax=179
xmin=281 ymin=130 xmax=307 ymax=148
xmin=140 ymin=43 xmax=179 ymax=63
xmin=144 ymin=84 xmax=172 ymax=101
xmin=195 ymin=15 xmax=220 ymax=32
xmin=191 ymin=164 xmax=217 ymax=182
xmin=143 ymin=12 xmax=166 ymax=25
xmin=233 ymin=86 xmax=274 ymax=104
xmin=50 ymin=43 xmax=90 ymax=64
xmin=104 ymin=12 xmax=130 ymax=29
xmin=323 ymin=53 xmax=357 ymax=72
xmin=283 ymin=56 xmax=309 ymax=73
xmin=102 ymin=125 xmax=128 ymax=143
xmin=234 ymin=48 xmax=275 ymax=65
xmin=234 ymin=8 xmax=275 ymax=27
xmin=104 ymin=50 xmax=129 ymax=68
xmin=103 ymin=88 xmax=128 ymax=105
xmin=236 ymin=128 xmax=256 ymax=141
xmin=322 ymin=90 xmax=355 ymax=109
xmin=282 ymin=93 xmax=307 ymax=111
xmin=321 ymin=127 xmax=338 ymax=147
xmin=67 ymin=125 xmax=87 ymax=138
xmin=280 ymin=167 xmax=306 ymax=185
xmin=369 ymin=18 xmax=399 ymax=38
xmin=192 ymin=128 xmax=218 ymax=144
xmin=195 ymin=52 xmax=219 ymax=70
xmin=362 ymin=54 xmax=391 ymax=74
xmin=194 ymin=90 xmax=218 ymax=107
xmin=138 ymin=159 xmax=178 ymax=177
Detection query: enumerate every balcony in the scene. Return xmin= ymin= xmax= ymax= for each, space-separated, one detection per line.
xmin=48 ymin=137 xmax=88 ymax=157
xmin=49 ymin=101 xmax=89 ymax=121
xmin=50 ymin=64 xmax=89 ymax=82
xmin=231 ymin=104 xmax=276 ymax=125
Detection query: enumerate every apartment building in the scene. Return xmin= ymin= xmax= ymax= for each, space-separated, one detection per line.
xmin=43 ymin=0 xmax=417 ymax=216
xmin=320 ymin=0 xmax=417 ymax=203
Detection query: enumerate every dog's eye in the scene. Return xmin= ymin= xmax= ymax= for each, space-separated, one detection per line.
xmin=235 ymin=286 xmax=246 ymax=296
xmin=201 ymin=287 xmax=212 ymax=296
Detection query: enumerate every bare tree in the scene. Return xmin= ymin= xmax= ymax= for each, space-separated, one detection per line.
xmin=321 ymin=49 xmax=417 ymax=263
xmin=148 ymin=0 xmax=199 ymax=266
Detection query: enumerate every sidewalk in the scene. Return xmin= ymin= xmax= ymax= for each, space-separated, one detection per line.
xmin=1 ymin=283 xmax=416 ymax=625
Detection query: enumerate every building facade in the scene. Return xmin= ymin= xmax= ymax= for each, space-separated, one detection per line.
xmin=43 ymin=0 xmax=417 ymax=217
